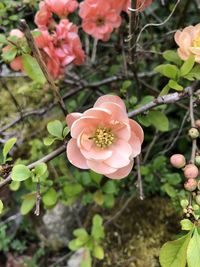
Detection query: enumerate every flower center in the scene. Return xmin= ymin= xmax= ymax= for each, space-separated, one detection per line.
xmin=96 ymin=17 xmax=105 ymax=27
xmin=90 ymin=127 xmax=115 ymax=148
xmin=192 ymin=36 xmax=200 ymax=47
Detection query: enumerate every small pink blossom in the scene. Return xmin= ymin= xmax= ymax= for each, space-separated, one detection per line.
xmin=34 ymin=1 xmax=52 ymax=29
xmin=175 ymin=24 xmax=200 ymax=63
xmin=45 ymin=0 xmax=78 ymax=18
xmin=66 ymin=95 xmax=144 ymax=179
xmin=79 ymin=0 xmax=121 ymax=41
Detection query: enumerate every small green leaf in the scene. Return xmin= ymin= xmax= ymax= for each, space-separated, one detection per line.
xmin=187 ymin=228 xmax=200 ymax=267
xmin=163 ymin=50 xmax=182 ymax=65
xmin=162 ymin=183 xmax=176 ymax=198
xmin=93 ymin=190 xmax=104 ymax=206
xmin=160 ymin=231 xmax=192 ymax=267
xmin=2 ymin=47 xmax=17 ymax=62
xmin=90 ymin=171 xmax=103 ymax=185
xmin=43 ymin=136 xmax=57 ymax=146
xmin=9 ymin=181 xmax=20 ymax=191
xmin=20 ymin=193 xmax=36 ymax=215
xmin=73 ymin=228 xmax=89 ymax=242
xmin=160 ymin=84 xmax=170 ymax=97
xmin=3 ymin=137 xmax=17 ymax=163
xmin=64 ymin=183 xmax=83 ymax=197
xmin=180 ymin=56 xmax=195 ymax=76
xmin=11 ymin=164 xmax=31 ymax=182
xmin=180 ymin=219 xmax=193 ymax=231
xmin=0 ymin=200 xmax=3 ymax=214
xmin=34 ymin=163 xmax=47 ymax=178
xmin=154 ymin=64 xmax=179 ymax=79
xmin=148 ymin=110 xmax=169 ymax=132
xmin=104 ymin=194 xmax=115 ymax=208
xmin=102 ymin=181 xmax=117 ymax=194
xmin=47 ymin=120 xmax=63 ymax=139
xmin=42 ymin=188 xmax=57 ymax=207
xmin=0 ymin=34 xmax=8 ymax=44
xmin=91 ymin=214 xmax=105 ymax=241
xmin=63 ymin=126 xmax=70 ymax=138
xmin=181 ymin=200 xmax=189 ymax=209
xmin=168 ymin=80 xmax=183 ymax=91
xmin=93 ymin=245 xmax=104 ymax=260
xmin=22 ymin=54 xmax=46 ymax=84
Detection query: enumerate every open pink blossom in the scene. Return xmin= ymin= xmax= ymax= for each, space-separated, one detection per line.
xmin=35 ymin=1 xmax=52 ymax=29
xmin=66 ymin=95 xmax=144 ymax=179
xmin=175 ymin=24 xmax=200 ymax=63
xmin=45 ymin=0 xmax=78 ymax=18
xmin=79 ymin=0 xmax=121 ymax=41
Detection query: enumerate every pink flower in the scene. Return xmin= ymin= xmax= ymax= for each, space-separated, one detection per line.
xmin=3 ymin=29 xmax=24 ymax=72
xmin=54 ymin=19 xmax=85 ymax=66
xmin=45 ymin=0 xmax=78 ymax=17
xmin=175 ymin=24 xmax=200 ymax=63
xmin=66 ymin=95 xmax=144 ymax=179
xmin=79 ymin=0 xmax=121 ymax=41
xmin=34 ymin=1 xmax=52 ymax=29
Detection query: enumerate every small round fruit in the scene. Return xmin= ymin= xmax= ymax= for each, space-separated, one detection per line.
xmin=184 ymin=164 xmax=199 ymax=179
xmin=188 ymin=127 xmax=199 ymax=139
xmin=195 ymin=156 xmax=200 ymax=167
xmin=170 ymin=154 xmax=186 ymax=169
xmin=195 ymin=119 xmax=200 ymax=129
xmin=196 ymin=195 xmax=200 ymax=205
xmin=184 ymin=179 xmax=197 ymax=192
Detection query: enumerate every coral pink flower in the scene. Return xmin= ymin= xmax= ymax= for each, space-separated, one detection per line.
xmin=3 ymin=29 xmax=24 ymax=72
xmin=35 ymin=1 xmax=52 ymax=29
xmin=45 ymin=0 xmax=78 ymax=17
xmin=66 ymin=95 xmax=144 ymax=179
xmin=79 ymin=0 xmax=121 ymax=41
xmin=54 ymin=19 xmax=85 ymax=66
xmin=175 ymin=24 xmax=200 ymax=63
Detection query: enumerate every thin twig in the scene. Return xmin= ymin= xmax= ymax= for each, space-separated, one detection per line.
xmin=136 ymin=156 xmax=144 ymax=200
xmin=189 ymin=88 xmax=197 ymax=163
xmin=19 ymin=19 xmax=67 ymax=116
xmin=34 ymin=181 xmax=41 ymax=216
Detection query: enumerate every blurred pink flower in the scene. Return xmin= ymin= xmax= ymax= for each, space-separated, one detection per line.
xmin=79 ymin=0 xmax=121 ymax=41
xmin=175 ymin=24 xmax=200 ymax=63
xmin=66 ymin=95 xmax=144 ymax=179
xmin=3 ymin=29 xmax=24 ymax=72
xmin=45 ymin=0 xmax=78 ymax=17
xmin=34 ymin=1 xmax=52 ymax=29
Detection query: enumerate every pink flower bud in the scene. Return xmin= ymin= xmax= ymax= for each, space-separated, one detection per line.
xmin=170 ymin=154 xmax=186 ymax=169
xmin=184 ymin=179 xmax=197 ymax=192
xmin=184 ymin=164 xmax=199 ymax=179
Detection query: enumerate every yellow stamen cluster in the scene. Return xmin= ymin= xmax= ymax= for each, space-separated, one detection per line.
xmin=90 ymin=127 xmax=115 ymax=148
xmin=192 ymin=37 xmax=200 ymax=47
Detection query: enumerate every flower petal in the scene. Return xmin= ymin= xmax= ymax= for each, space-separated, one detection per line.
xmin=87 ymin=159 xmax=116 ymax=174
xmin=129 ymin=119 xmax=144 ymax=143
xmin=129 ymin=132 xmax=142 ymax=158
xmin=81 ymin=145 xmax=112 ymax=160
xmin=94 ymin=95 xmax=127 ymax=112
xmin=71 ymin=116 xmax=99 ymax=138
xmin=106 ymin=161 xmax=134 ymax=179
xmin=99 ymin=102 xmax=129 ymax=122
xmin=66 ymin=112 xmax=82 ymax=129
xmin=67 ymin=139 xmax=88 ymax=169
xmin=83 ymin=107 xmax=111 ymax=121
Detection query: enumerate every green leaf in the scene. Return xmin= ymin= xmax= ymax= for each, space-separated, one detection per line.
xmin=180 ymin=56 xmax=195 ymax=76
xmin=0 ymin=200 xmax=3 ymax=214
xmin=93 ymin=245 xmax=104 ymax=260
xmin=81 ymin=249 xmax=92 ymax=267
xmin=73 ymin=228 xmax=89 ymax=242
xmin=9 ymin=181 xmax=20 ymax=191
xmin=68 ymin=238 xmax=85 ymax=251
xmin=90 ymin=171 xmax=103 ymax=185
xmin=163 ymin=50 xmax=182 ymax=65
xmin=103 ymin=194 xmax=115 ymax=208
xmin=47 ymin=120 xmax=63 ymax=139
xmin=162 ymin=183 xmax=176 ymax=198
xmin=137 ymin=114 xmax=151 ymax=127
xmin=91 ymin=214 xmax=105 ymax=241
xmin=20 ymin=193 xmax=36 ymax=215
xmin=164 ymin=173 xmax=181 ymax=186
xmin=11 ymin=164 xmax=31 ymax=182
xmin=2 ymin=47 xmax=17 ymax=62
xmin=34 ymin=163 xmax=47 ymax=178
xmin=63 ymin=183 xmax=83 ymax=197
xmin=168 ymin=80 xmax=183 ymax=91
xmin=180 ymin=199 xmax=189 ymax=209
xmin=188 ymin=65 xmax=200 ymax=80
xmin=180 ymin=219 xmax=193 ymax=231
xmin=22 ymin=54 xmax=46 ymax=84
xmin=160 ymin=231 xmax=192 ymax=267
xmin=63 ymin=126 xmax=70 ymax=138
xmin=187 ymin=228 xmax=200 ymax=267
xmin=42 ymin=188 xmax=57 ymax=207
xmin=43 ymin=136 xmax=57 ymax=146
xmin=102 ymin=181 xmax=117 ymax=194
xmin=160 ymin=84 xmax=170 ymax=97
xmin=93 ymin=190 xmax=104 ymax=206
xmin=0 ymin=34 xmax=8 ymax=44
xmin=3 ymin=137 xmax=17 ymax=163
xmin=154 ymin=64 xmax=179 ymax=79
xmin=148 ymin=110 xmax=169 ymax=132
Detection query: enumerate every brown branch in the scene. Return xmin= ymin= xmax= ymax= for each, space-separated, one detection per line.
xmin=19 ymin=19 xmax=67 ymax=116
xmin=189 ymin=88 xmax=197 ymax=164
xmin=0 ymin=145 xmax=65 ymax=189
